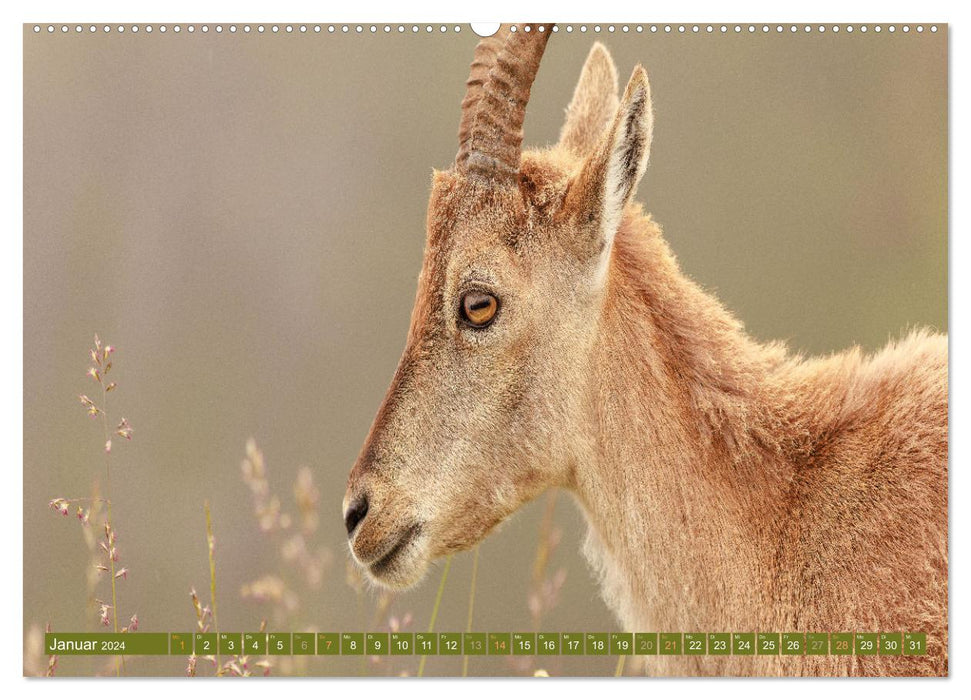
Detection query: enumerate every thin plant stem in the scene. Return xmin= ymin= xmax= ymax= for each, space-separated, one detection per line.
xmin=461 ymin=546 xmax=480 ymax=678
xmin=99 ymin=378 xmax=123 ymax=676
xmin=614 ymin=654 xmax=626 ymax=677
xmin=417 ymin=555 xmax=452 ymax=678
xmin=205 ymin=501 xmax=220 ymax=673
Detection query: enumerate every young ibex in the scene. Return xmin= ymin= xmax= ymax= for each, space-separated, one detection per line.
xmin=343 ymin=25 xmax=947 ymax=676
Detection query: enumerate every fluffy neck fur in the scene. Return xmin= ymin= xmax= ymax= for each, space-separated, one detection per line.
xmin=570 ymin=207 xmax=808 ymax=633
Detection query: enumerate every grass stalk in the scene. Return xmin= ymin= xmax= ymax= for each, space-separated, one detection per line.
xmin=205 ymin=501 xmax=220 ymax=672
xmin=461 ymin=546 xmax=480 ymax=678
xmin=614 ymin=654 xmax=626 ymax=677
xmin=99 ymin=378 xmax=124 ymax=676
xmin=417 ymin=555 xmax=452 ymax=678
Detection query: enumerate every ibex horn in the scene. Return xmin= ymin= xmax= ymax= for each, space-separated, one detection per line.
xmin=455 ymin=24 xmax=554 ymax=183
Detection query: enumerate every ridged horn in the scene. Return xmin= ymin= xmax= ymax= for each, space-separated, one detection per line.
xmin=455 ymin=23 xmax=554 ymax=183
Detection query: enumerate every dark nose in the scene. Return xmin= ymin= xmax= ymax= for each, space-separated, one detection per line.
xmin=344 ymin=495 xmax=369 ymax=536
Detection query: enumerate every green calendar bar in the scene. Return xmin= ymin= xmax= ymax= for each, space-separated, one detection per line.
xmin=757 ymin=632 xmax=780 ymax=655
xmin=317 ymin=633 xmax=339 ymax=655
xmin=855 ymin=633 xmax=878 ymax=656
xmin=415 ymin=632 xmax=438 ymax=655
xmin=807 ymin=633 xmax=829 ymax=655
xmin=170 ymin=633 xmax=193 ymax=655
xmin=538 ymin=632 xmax=559 ymax=655
xmin=243 ymin=632 xmax=266 ymax=655
xmin=465 ymin=632 xmax=487 ymax=655
xmin=610 ymin=632 xmax=633 ymax=655
xmin=635 ymin=632 xmax=657 ymax=654
xmin=293 ymin=632 xmax=316 ymax=655
xmin=903 ymin=632 xmax=927 ymax=655
xmin=684 ymin=633 xmax=705 ymax=655
xmin=390 ymin=632 xmax=413 ymax=655
xmin=513 ymin=632 xmax=536 ymax=655
xmin=732 ymin=632 xmax=755 ymax=655
xmin=659 ymin=633 xmax=681 ymax=655
xmin=218 ymin=633 xmax=241 ymax=656
xmin=831 ymin=633 xmax=853 ymax=655
xmin=365 ymin=632 xmax=388 ymax=655
xmin=708 ymin=633 xmax=730 ymax=655
xmin=439 ymin=632 xmax=461 ymax=655
xmin=561 ymin=633 xmax=584 ymax=655
xmin=782 ymin=633 xmax=805 ymax=655
xmin=341 ymin=632 xmax=363 ymax=655
xmin=269 ymin=632 xmax=291 ymax=655
xmin=40 ymin=630 xmax=934 ymax=656
xmin=485 ymin=632 xmax=507 ymax=655
xmin=194 ymin=633 xmax=216 ymax=656
xmin=879 ymin=633 xmax=902 ymax=656
xmin=45 ymin=633 xmax=168 ymax=655
xmin=586 ymin=633 xmax=609 ymax=655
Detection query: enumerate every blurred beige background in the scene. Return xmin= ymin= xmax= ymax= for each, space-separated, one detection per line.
xmin=24 ymin=25 xmax=947 ymax=676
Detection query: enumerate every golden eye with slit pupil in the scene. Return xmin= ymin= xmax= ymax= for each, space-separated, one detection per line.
xmin=461 ymin=292 xmax=498 ymax=327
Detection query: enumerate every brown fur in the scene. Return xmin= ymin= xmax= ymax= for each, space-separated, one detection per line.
xmin=343 ymin=34 xmax=948 ymax=677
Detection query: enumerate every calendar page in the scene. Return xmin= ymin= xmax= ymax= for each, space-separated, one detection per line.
xmin=23 ymin=20 xmax=947 ymax=678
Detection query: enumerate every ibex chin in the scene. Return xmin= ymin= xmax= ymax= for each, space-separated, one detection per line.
xmin=342 ymin=24 xmax=947 ymax=676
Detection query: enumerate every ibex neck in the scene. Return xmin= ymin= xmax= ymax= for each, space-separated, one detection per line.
xmin=572 ymin=210 xmax=797 ymax=631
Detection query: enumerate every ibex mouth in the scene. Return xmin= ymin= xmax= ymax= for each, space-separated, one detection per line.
xmin=368 ymin=522 xmax=423 ymax=578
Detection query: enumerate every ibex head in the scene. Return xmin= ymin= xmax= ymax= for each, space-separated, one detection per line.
xmin=344 ymin=24 xmax=654 ymax=588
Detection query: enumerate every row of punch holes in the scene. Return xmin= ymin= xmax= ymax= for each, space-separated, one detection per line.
xmin=33 ymin=24 xmax=940 ymax=35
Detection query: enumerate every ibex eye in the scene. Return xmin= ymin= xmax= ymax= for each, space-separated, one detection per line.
xmin=460 ymin=292 xmax=499 ymax=328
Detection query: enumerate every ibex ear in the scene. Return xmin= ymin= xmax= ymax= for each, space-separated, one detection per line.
xmin=558 ymin=43 xmax=620 ymax=157
xmin=562 ymin=66 xmax=653 ymax=282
